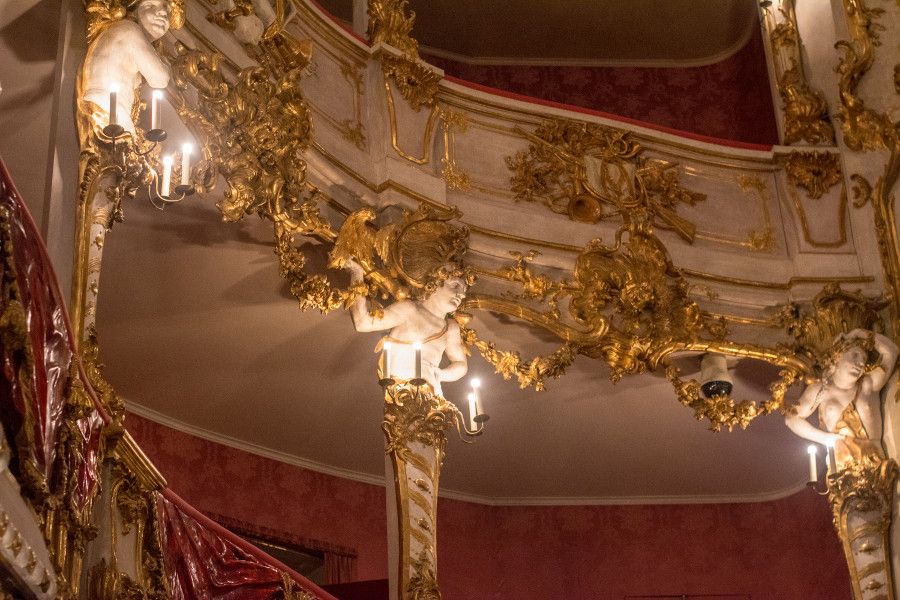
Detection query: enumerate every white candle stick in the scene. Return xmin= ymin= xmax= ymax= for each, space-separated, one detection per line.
xmin=383 ymin=341 xmax=392 ymax=379
xmin=470 ymin=378 xmax=483 ymax=419
xmin=806 ymin=445 xmax=817 ymax=484
xmin=413 ymin=341 xmax=422 ymax=380
xmin=826 ymin=442 xmax=837 ymax=473
xmin=151 ymin=89 xmax=162 ymax=130
xmin=467 ymin=392 xmax=477 ymax=430
xmin=181 ymin=143 xmax=192 ymax=186
xmin=161 ymin=155 xmax=173 ymax=197
xmin=108 ymin=83 xmax=119 ymax=126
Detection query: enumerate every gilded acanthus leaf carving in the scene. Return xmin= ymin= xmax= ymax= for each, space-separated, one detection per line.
xmin=784 ymin=151 xmax=842 ymax=199
xmin=368 ymin=0 xmax=419 ymax=57
xmin=506 ymin=119 xmax=705 ymax=242
xmin=381 ymin=53 xmax=441 ymax=111
xmin=772 ymin=283 xmax=887 ymax=370
xmin=665 ymin=364 xmax=801 ymax=432
xmin=406 ymin=550 xmax=441 ymax=600
xmin=470 ymin=218 xmax=723 ymax=387
xmin=382 ymin=383 xmax=458 ymax=460
xmin=835 ymin=0 xmax=892 ymax=152
xmin=827 ymin=455 xmax=898 ymax=529
xmin=766 ymin=1 xmax=835 ymax=144
xmin=459 ymin=326 xmax=577 ymax=391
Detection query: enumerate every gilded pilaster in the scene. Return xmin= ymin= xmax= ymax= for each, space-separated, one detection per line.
xmin=382 ymin=381 xmax=461 ymax=600
xmin=828 ymin=457 xmax=898 ymax=600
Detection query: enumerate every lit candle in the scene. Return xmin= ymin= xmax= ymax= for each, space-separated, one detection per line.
xmin=807 ymin=445 xmax=817 ymax=484
xmin=826 ymin=441 xmax=837 ymax=473
xmin=383 ymin=341 xmax=392 ymax=379
xmin=467 ymin=392 xmax=477 ymax=430
xmin=181 ymin=143 xmax=192 ymax=186
xmin=413 ymin=341 xmax=422 ymax=380
xmin=470 ymin=378 xmax=483 ymax=417
xmin=161 ymin=155 xmax=173 ymax=197
xmin=108 ymin=83 xmax=119 ymax=126
xmin=151 ymin=89 xmax=162 ymax=130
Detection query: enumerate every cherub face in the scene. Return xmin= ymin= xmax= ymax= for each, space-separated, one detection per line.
xmin=834 ymin=346 xmax=867 ymax=383
xmin=136 ymin=0 xmax=170 ymax=40
xmin=429 ymin=277 xmax=467 ymax=315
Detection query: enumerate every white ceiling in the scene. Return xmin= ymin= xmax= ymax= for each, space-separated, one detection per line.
xmin=96 ymin=197 xmax=811 ymax=503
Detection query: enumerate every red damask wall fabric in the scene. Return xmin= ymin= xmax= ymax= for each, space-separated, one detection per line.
xmin=424 ymin=27 xmax=780 ymax=147
xmin=125 ymin=413 xmax=390 ymax=582
xmin=126 ymin=413 xmax=851 ymax=599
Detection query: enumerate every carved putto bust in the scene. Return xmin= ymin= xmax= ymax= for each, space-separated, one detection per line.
xmin=348 ymin=262 xmax=468 ymax=398
xmin=785 ymin=329 xmax=898 ymax=468
xmin=80 ymin=0 xmax=180 ymax=135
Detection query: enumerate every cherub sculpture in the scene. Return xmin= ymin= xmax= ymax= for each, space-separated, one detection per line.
xmin=346 ymin=262 xmax=468 ymax=398
xmin=786 ymin=329 xmax=898 ymax=468
xmin=80 ymin=0 xmax=178 ymax=135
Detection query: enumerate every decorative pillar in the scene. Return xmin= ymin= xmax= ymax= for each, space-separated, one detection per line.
xmin=827 ymin=458 xmax=898 ymax=599
xmin=381 ymin=381 xmax=460 ymax=600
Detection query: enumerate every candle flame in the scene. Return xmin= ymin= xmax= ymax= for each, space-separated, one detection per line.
xmin=413 ymin=341 xmax=422 ymax=350
xmin=109 ymin=82 xmax=120 ymax=93
xmin=807 ymin=445 xmax=817 ymax=455
xmin=162 ymin=155 xmax=174 ymax=166
xmin=182 ymin=142 xmax=193 ymax=155
xmin=471 ymin=378 xmax=481 ymax=389
xmin=152 ymin=89 xmax=163 ymax=99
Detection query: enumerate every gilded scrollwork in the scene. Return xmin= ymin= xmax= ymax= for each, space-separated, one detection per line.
xmin=665 ymin=364 xmax=801 ymax=432
xmin=367 ymin=0 xmax=418 ymax=57
xmin=382 ymin=382 xmax=458 ymax=459
xmin=407 ymin=550 xmax=441 ymax=600
xmin=439 ymin=109 xmax=470 ymax=191
xmin=773 ymin=283 xmax=887 ymax=368
xmin=784 ymin=151 xmax=843 ymax=200
xmin=763 ymin=0 xmax=835 ymax=144
xmin=368 ymin=0 xmax=440 ymax=111
xmin=835 ymin=0 xmax=893 ymax=152
xmin=506 ymin=119 xmax=705 ymax=241
xmin=459 ymin=325 xmax=578 ymax=392
xmin=381 ymin=53 xmax=441 ymax=112
xmin=825 ymin=455 xmax=898 ymax=598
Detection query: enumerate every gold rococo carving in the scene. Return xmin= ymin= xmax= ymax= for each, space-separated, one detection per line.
xmin=835 ymin=0 xmax=894 ymax=152
xmin=764 ymin=0 xmax=836 ymax=144
xmin=784 ymin=150 xmax=843 ymax=200
xmin=506 ymin=119 xmax=705 ymax=242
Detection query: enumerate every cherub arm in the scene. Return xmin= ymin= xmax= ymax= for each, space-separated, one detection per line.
xmin=437 ymin=321 xmax=467 ymax=382
xmin=347 ymin=261 xmax=408 ymax=332
xmin=784 ymin=382 xmax=842 ymax=447
xmin=134 ymin=29 xmax=170 ymax=88
xmin=852 ymin=329 xmax=899 ymax=392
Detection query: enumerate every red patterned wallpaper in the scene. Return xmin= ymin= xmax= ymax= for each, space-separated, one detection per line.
xmin=424 ymin=27 xmax=779 ymax=146
xmin=126 ymin=413 xmax=850 ymax=599
xmin=125 ymin=413 xmax=389 ymax=581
